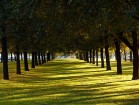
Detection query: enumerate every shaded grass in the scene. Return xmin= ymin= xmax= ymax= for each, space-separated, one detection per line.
xmin=0 ymin=58 xmax=139 ymax=105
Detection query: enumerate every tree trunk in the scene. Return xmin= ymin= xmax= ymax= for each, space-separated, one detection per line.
xmin=11 ymin=53 xmax=13 ymax=62
xmin=119 ymin=31 xmax=139 ymax=80
xmin=29 ymin=53 xmax=31 ymax=60
xmin=132 ymin=31 xmax=139 ymax=80
xmin=51 ymin=52 xmax=55 ymax=60
xmin=92 ymin=49 xmax=95 ymax=64
xmin=105 ymin=44 xmax=111 ymax=70
xmin=124 ymin=50 xmax=127 ymax=61
xmin=83 ymin=51 xmax=86 ymax=61
xmin=38 ymin=52 xmax=42 ymax=65
xmin=96 ymin=49 xmax=98 ymax=66
xmin=114 ymin=39 xmax=122 ymax=74
xmin=31 ymin=52 xmax=35 ymax=68
xmin=76 ymin=53 xmax=79 ymax=59
xmin=1 ymin=52 xmax=3 ymax=63
xmin=44 ymin=53 xmax=46 ymax=63
xmin=130 ymin=51 xmax=133 ymax=62
xmin=89 ymin=50 xmax=92 ymax=63
xmin=14 ymin=53 xmax=17 ymax=61
xmin=100 ymin=48 xmax=104 ymax=68
xmin=16 ymin=47 xmax=21 ymax=74
xmin=1 ymin=26 xmax=9 ymax=80
xmin=79 ymin=52 xmax=83 ymax=60
xmin=24 ymin=51 xmax=29 ymax=71
xmin=85 ymin=50 xmax=89 ymax=62
xmin=20 ymin=52 xmax=23 ymax=60
xmin=47 ymin=52 xmax=51 ymax=62
xmin=41 ymin=53 xmax=44 ymax=64
xmin=35 ymin=52 xmax=38 ymax=66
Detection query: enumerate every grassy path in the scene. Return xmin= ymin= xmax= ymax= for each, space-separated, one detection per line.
xmin=0 ymin=58 xmax=139 ymax=105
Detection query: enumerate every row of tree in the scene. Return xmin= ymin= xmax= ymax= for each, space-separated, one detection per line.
xmin=0 ymin=0 xmax=139 ymax=80
xmin=76 ymin=48 xmax=133 ymax=74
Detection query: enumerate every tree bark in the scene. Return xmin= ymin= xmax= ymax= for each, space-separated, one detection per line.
xmin=96 ymin=49 xmax=98 ymax=66
xmin=130 ymin=51 xmax=133 ymax=62
xmin=14 ymin=53 xmax=17 ymax=61
xmin=31 ymin=52 xmax=35 ymax=68
xmin=16 ymin=47 xmax=21 ymax=74
xmin=119 ymin=31 xmax=139 ymax=80
xmin=89 ymin=50 xmax=92 ymax=63
xmin=1 ymin=26 xmax=9 ymax=80
xmin=132 ymin=31 xmax=139 ymax=80
xmin=51 ymin=52 xmax=55 ymax=60
xmin=47 ymin=52 xmax=51 ymax=62
xmin=100 ymin=48 xmax=104 ymax=68
xmin=114 ymin=39 xmax=122 ymax=74
xmin=79 ymin=51 xmax=83 ymax=60
xmin=124 ymin=50 xmax=127 ymax=61
xmin=11 ymin=53 xmax=13 ymax=62
xmin=85 ymin=50 xmax=89 ymax=62
xmin=1 ymin=52 xmax=3 ymax=63
xmin=76 ymin=53 xmax=79 ymax=59
xmin=35 ymin=52 xmax=38 ymax=66
xmin=38 ymin=52 xmax=42 ymax=65
xmin=41 ymin=53 xmax=44 ymax=64
xmin=44 ymin=53 xmax=46 ymax=63
xmin=24 ymin=51 xmax=29 ymax=71
xmin=92 ymin=49 xmax=95 ymax=64
xmin=20 ymin=52 xmax=23 ymax=60
xmin=105 ymin=44 xmax=111 ymax=70
xmin=83 ymin=51 xmax=86 ymax=61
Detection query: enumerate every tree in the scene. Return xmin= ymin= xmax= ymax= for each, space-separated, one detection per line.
xmin=0 ymin=0 xmax=14 ymax=80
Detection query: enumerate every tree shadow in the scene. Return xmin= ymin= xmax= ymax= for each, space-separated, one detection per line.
xmin=0 ymin=58 xmax=138 ymax=105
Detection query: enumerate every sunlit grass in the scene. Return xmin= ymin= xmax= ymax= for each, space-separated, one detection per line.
xmin=0 ymin=58 xmax=139 ymax=105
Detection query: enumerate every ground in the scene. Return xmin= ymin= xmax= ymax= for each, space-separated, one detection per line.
xmin=0 ymin=58 xmax=139 ymax=105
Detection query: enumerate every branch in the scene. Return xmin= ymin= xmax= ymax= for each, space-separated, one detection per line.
xmin=118 ymin=32 xmax=133 ymax=51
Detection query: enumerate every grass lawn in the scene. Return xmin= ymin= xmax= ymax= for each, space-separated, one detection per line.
xmin=0 ymin=58 xmax=139 ymax=105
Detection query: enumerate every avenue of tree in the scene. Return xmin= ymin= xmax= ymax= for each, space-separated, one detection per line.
xmin=0 ymin=0 xmax=139 ymax=80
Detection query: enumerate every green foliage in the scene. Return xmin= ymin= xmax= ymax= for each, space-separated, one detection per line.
xmin=1 ymin=0 xmax=139 ymax=53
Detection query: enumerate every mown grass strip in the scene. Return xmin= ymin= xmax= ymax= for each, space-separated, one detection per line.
xmin=0 ymin=58 xmax=138 ymax=105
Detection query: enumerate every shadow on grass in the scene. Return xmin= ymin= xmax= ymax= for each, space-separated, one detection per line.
xmin=0 ymin=58 xmax=138 ymax=105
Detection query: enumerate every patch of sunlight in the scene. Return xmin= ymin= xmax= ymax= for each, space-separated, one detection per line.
xmin=0 ymin=59 xmax=139 ymax=105
xmin=11 ymin=93 xmax=69 ymax=101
